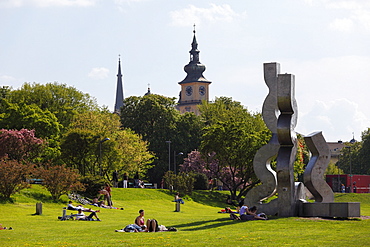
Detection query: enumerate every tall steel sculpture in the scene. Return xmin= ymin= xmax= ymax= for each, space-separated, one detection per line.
xmin=245 ymin=62 xmax=360 ymax=217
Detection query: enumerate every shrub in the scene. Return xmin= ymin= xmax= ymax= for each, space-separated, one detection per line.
xmin=193 ymin=172 xmax=208 ymax=190
xmin=78 ymin=175 xmax=106 ymax=198
xmin=0 ymin=159 xmax=33 ymax=199
xmin=34 ymin=164 xmax=85 ymax=201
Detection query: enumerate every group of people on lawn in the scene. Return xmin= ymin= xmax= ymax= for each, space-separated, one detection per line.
xmin=65 ymin=183 xmax=265 ymax=233
xmin=225 ymin=196 xmax=268 ymax=221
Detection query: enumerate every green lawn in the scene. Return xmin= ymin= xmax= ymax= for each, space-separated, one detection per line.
xmin=0 ymin=185 xmax=369 ymax=246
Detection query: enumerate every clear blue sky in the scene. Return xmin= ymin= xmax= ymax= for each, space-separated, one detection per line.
xmin=1 ymin=0 xmax=370 ymax=142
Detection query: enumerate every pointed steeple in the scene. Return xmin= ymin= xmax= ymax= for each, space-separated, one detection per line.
xmin=179 ymin=25 xmax=211 ymax=85
xmin=114 ymin=56 xmax=124 ymax=114
xmin=144 ymin=84 xmax=151 ymax=96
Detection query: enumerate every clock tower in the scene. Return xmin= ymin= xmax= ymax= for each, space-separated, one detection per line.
xmin=177 ymin=27 xmax=211 ymax=115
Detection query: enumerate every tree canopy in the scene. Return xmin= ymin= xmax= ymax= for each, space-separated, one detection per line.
xmin=61 ymin=111 xmax=154 ymax=181
xmin=120 ymin=94 xmax=203 ymax=183
xmin=197 ymin=97 xmax=271 ymax=199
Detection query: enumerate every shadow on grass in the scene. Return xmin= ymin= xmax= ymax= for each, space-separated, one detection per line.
xmin=0 ymin=197 xmax=14 ymax=204
xmin=158 ymin=189 xmax=229 ymax=208
xmin=21 ymin=191 xmax=55 ymax=203
xmin=173 ymin=217 xmax=238 ymax=231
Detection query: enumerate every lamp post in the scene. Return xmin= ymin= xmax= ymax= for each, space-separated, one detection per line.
xmin=337 ymin=154 xmax=341 ymax=192
xmin=173 ymin=151 xmax=183 ymax=174
xmin=345 ymin=146 xmax=353 ymax=193
xmin=99 ymin=137 xmax=110 ymax=176
xmin=165 ymin=141 xmax=171 ymax=171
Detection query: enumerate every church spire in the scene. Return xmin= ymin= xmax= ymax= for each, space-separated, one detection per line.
xmin=179 ymin=25 xmax=210 ymax=84
xmin=114 ymin=55 xmax=124 ymax=114
xmin=190 ymin=24 xmax=200 ymax=63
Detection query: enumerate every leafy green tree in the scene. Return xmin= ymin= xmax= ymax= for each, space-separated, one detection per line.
xmin=61 ymin=111 xmax=154 ymax=181
xmin=198 ymin=97 xmax=270 ymax=200
xmin=6 ymin=82 xmax=100 ymax=132
xmin=355 ymin=128 xmax=370 ymax=174
xmin=0 ymin=100 xmax=61 ymax=139
xmin=34 ymin=164 xmax=84 ymax=201
xmin=163 ymin=171 xmax=195 ymax=196
xmin=120 ymin=94 xmax=202 ymax=183
xmin=336 ymin=141 xmax=362 ymax=175
xmin=0 ymin=158 xmax=33 ymax=199
xmin=325 ymin=162 xmax=344 ymax=175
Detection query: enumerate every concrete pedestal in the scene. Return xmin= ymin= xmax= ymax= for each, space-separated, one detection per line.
xmin=300 ymin=202 xmax=360 ymax=217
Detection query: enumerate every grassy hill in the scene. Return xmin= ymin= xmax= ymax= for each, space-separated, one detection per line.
xmin=0 ymin=185 xmax=369 ymax=246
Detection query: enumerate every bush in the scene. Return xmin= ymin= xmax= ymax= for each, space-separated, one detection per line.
xmin=0 ymin=159 xmax=33 ymax=199
xmin=193 ymin=173 xmax=208 ymax=190
xmin=34 ymin=164 xmax=84 ymax=201
xmin=78 ymin=175 xmax=106 ymax=199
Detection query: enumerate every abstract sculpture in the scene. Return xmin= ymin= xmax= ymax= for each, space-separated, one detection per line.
xmin=245 ymin=62 xmax=360 ymax=218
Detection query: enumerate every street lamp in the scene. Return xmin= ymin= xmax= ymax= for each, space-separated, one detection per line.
xmin=99 ymin=137 xmax=110 ymax=176
xmin=345 ymin=146 xmax=353 ymax=193
xmin=337 ymin=154 xmax=341 ymax=192
xmin=173 ymin=151 xmax=183 ymax=174
xmin=165 ymin=141 xmax=171 ymax=171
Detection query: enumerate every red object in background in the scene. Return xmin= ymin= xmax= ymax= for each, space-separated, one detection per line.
xmin=326 ymin=174 xmax=370 ymax=193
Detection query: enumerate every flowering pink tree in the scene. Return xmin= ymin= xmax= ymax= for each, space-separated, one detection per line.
xmin=180 ymin=150 xmax=245 ymax=199
xmin=0 ymin=129 xmax=44 ymax=162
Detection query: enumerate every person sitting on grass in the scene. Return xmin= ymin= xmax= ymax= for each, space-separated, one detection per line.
xmin=67 ymin=201 xmax=99 ymax=212
xmin=239 ymin=206 xmax=267 ymax=221
xmin=173 ymin=192 xmax=185 ymax=204
xmin=73 ymin=209 xmax=101 ymax=221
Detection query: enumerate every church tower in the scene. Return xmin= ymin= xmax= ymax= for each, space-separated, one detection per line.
xmin=177 ymin=27 xmax=211 ymax=115
xmin=114 ymin=57 xmax=124 ymax=114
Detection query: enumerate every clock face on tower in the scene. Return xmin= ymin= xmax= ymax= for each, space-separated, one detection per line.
xmin=185 ymin=86 xmax=193 ymax=96
xmin=199 ymin=86 xmax=206 ymax=96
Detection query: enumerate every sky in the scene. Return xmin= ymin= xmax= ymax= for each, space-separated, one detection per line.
xmin=1 ymin=0 xmax=370 ymax=142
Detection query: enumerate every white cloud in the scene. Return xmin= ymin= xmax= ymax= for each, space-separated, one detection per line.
xmin=329 ymin=18 xmax=354 ymax=32
xmin=0 ymin=74 xmax=16 ymax=82
xmin=303 ymin=0 xmax=370 ymax=31
xmin=170 ymin=4 xmax=246 ymax=27
xmin=0 ymin=0 xmax=97 ymax=8
xmin=88 ymin=67 xmax=109 ymax=80
xmin=297 ymin=98 xmax=369 ymax=142
xmin=284 ymin=55 xmax=370 ymax=142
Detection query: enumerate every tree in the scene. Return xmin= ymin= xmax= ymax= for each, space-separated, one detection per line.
xmin=61 ymin=111 xmax=154 ymax=180
xmin=0 ymin=159 xmax=33 ymax=199
xmin=0 ymin=100 xmax=61 ymax=139
xmin=354 ymin=128 xmax=370 ymax=174
xmin=34 ymin=164 xmax=84 ymax=201
xmin=163 ymin=171 xmax=196 ymax=196
xmin=336 ymin=141 xmax=362 ymax=175
xmin=198 ymin=97 xmax=270 ymax=200
xmin=6 ymin=82 xmax=100 ymax=132
xmin=120 ymin=94 xmax=201 ymax=183
xmin=0 ymin=129 xmax=44 ymax=162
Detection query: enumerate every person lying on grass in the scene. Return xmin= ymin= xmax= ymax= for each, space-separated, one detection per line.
xmin=73 ymin=209 xmax=101 ymax=221
xmin=90 ymin=198 xmax=124 ymax=210
xmin=67 ymin=201 xmax=99 ymax=213
xmin=116 ymin=220 xmax=176 ymax=232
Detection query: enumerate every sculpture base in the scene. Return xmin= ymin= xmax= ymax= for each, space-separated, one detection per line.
xmin=299 ymin=202 xmax=360 ymax=218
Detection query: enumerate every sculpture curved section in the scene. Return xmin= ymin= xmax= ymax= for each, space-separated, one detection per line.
xmin=276 ymin=73 xmax=298 ymax=217
xmin=245 ymin=63 xmax=279 ymax=212
xmin=303 ymin=131 xmax=334 ymax=203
